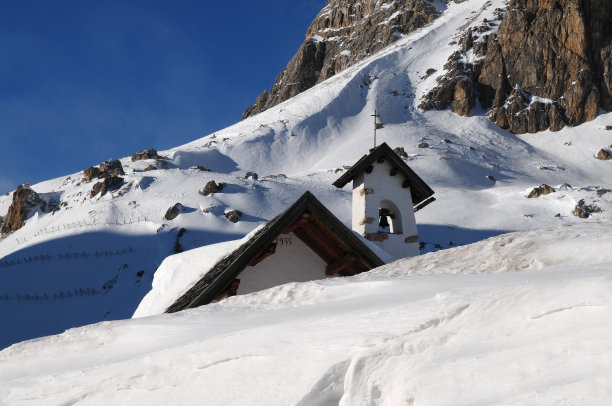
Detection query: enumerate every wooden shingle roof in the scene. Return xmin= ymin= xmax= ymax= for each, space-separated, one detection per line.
xmin=333 ymin=142 xmax=435 ymax=209
xmin=165 ymin=191 xmax=385 ymax=313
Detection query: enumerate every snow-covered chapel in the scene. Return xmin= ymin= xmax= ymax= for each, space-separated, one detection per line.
xmin=135 ymin=143 xmax=434 ymax=316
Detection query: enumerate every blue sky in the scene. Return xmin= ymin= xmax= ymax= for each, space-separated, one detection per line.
xmin=0 ymin=0 xmax=325 ymax=195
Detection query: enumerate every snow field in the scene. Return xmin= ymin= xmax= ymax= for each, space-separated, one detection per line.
xmin=1 ymin=221 xmax=612 ymax=405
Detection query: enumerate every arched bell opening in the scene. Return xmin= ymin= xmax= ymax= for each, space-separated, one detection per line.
xmin=378 ymin=200 xmax=403 ymax=234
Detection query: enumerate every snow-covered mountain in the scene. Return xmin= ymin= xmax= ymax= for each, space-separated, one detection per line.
xmin=0 ymin=0 xmax=611 ymax=400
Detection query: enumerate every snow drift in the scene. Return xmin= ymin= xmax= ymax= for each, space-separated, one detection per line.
xmin=1 ymin=221 xmax=612 ymax=405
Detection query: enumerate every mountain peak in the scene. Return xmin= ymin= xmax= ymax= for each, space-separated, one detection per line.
xmin=242 ymin=0 xmax=444 ymax=119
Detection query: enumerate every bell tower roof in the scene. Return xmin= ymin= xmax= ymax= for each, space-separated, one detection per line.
xmin=332 ymin=142 xmax=435 ymax=212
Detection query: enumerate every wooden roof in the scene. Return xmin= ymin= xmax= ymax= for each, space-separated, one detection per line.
xmin=165 ymin=191 xmax=385 ymax=313
xmin=332 ymin=142 xmax=435 ymax=208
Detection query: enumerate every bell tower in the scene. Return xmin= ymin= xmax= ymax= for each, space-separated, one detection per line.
xmin=333 ymin=143 xmax=435 ymax=260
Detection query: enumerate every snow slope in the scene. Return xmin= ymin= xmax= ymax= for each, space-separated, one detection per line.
xmin=1 ymin=0 xmax=611 ymax=348
xmin=2 ymin=221 xmax=611 ymax=405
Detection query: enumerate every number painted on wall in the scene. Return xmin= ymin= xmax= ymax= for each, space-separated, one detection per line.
xmin=277 ymin=237 xmax=293 ymax=245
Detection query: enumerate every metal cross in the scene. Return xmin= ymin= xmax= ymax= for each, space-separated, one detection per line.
xmin=371 ymin=109 xmax=380 ymax=148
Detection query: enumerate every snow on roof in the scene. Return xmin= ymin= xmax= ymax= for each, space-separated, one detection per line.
xmin=133 ymin=234 xmax=252 ymax=318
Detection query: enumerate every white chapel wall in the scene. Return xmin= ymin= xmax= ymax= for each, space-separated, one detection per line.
xmin=351 ymin=159 xmax=420 ymax=259
xmin=237 ymin=232 xmax=329 ymax=295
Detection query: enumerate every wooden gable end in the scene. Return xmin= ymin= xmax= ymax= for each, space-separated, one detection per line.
xmin=282 ymin=213 xmax=371 ymax=277
xmin=165 ymin=191 xmax=384 ymax=313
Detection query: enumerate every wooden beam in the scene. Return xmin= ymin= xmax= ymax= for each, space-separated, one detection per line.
xmin=326 ymin=254 xmax=356 ymax=276
xmin=359 ymin=188 xmax=374 ymax=196
xmin=377 ymin=156 xmax=385 ymax=163
xmin=293 ymin=227 xmax=337 ymax=264
xmin=282 ymin=213 xmax=311 ymax=234
xmin=344 ymin=258 xmax=371 ymax=276
xmin=213 ymin=279 xmax=240 ymax=301
xmin=249 ymin=243 xmax=277 ymax=266
xmin=365 ymin=165 xmax=374 ymax=174
xmin=413 ymin=196 xmax=436 ymax=213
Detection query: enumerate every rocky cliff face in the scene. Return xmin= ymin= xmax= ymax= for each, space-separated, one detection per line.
xmin=421 ymin=0 xmax=612 ymax=133
xmin=242 ymin=0 xmax=443 ymax=119
xmin=1 ymin=185 xmax=42 ymax=235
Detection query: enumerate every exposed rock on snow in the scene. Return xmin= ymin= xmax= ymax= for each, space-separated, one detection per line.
xmin=573 ymin=199 xmax=602 ymax=219
xmin=131 ymin=148 xmax=162 ymax=162
xmin=84 ymin=159 xmax=126 ymax=183
xmin=90 ymin=175 xmax=124 ymax=198
xmin=527 ymin=184 xmax=555 ymax=199
xmin=393 ymin=147 xmax=408 ymax=158
xmin=0 ymin=185 xmax=41 ymax=235
xmin=596 ymin=148 xmax=612 ymax=160
xmin=224 ymin=209 xmax=242 ymax=223
xmin=189 ymin=165 xmax=211 ymax=172
xmin=99 ymin=159 xmax=125 ymax=176
xmin=164 ymin=203 xmax=184 ymax=221
xmin=155 ymin=159 xmax=169 ymax=169
xmin=203 ymin=181 xmax=225 ymax=196
xmin=82 ymin=166 xmax=101 ymax=182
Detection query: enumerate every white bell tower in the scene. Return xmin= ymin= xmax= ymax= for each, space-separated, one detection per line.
xmin=333 ymin=143 xmax=435 ymax=260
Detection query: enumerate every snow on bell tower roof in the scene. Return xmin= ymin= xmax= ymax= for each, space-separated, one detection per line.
xmin=332 ymin=142 xmax=435 ymax=211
